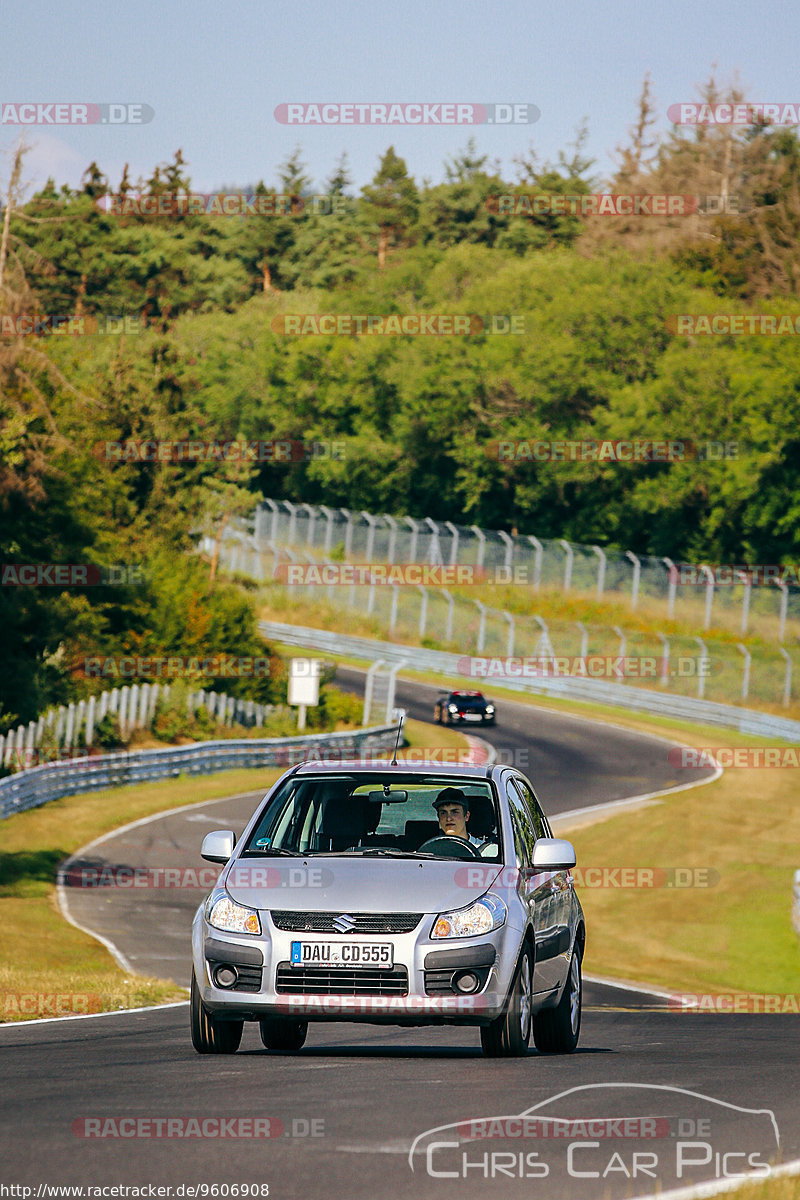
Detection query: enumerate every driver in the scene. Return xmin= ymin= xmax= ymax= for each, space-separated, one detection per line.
xmin=432 ymin=787 xmax=486 ymax=850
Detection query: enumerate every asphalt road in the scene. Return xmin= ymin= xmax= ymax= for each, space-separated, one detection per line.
xmin=3 ymin=674 xmax=794 ymax=1200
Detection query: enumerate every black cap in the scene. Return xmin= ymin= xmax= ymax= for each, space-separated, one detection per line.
xmin=432 ymin=787 xmax=470 ymax=812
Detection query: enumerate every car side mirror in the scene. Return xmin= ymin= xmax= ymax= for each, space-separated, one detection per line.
xmin=201 ymin=830 xmax=236 ymax=863
xmin=532 ymin=837 xmax=576 ymax=871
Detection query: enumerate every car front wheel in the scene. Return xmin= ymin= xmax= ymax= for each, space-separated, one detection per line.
xmin=480 ymin=944 xmax=533 ymax=1058
xmin=259 ymin=1017 xmax=308 ymax=1051
xmin=532 ymin=943 xmax=582 ymax=1054
xmin=190 ymin=972 xmax=243 ymax=1054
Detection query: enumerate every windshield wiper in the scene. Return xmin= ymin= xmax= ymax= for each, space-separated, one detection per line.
xmin=243 ymin=847 xmax=301 ymax=857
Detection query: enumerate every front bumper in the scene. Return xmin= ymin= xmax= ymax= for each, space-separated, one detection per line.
xmin=192 ymin=908 xmax=520 ymax=1026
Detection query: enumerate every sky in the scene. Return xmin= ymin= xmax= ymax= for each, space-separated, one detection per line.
xmin=3 ymin=0 xmax=800 ymax=198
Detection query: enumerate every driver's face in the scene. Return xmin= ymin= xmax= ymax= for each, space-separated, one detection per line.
xmin=437 ymin=803 xmax=468 ymax=839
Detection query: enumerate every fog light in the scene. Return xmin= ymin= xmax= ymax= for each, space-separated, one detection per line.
xmin=213 ymin=964 xmax=238 ymax=989
xmin=454 ymin=970 xmax=480 ymax=994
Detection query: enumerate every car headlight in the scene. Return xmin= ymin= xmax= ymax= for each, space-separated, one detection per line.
xmin=204 ymin=888 xmax=261 ymax=935
xmin=431 ymin=893 xmax=507 ymax=939
xmin=448 ymin=703 xmax=459 ymax=713
xmin=485 ymin=705 xmax=495 ymax=714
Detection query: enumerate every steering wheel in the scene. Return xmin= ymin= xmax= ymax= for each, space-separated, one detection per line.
xmin=417 ymin=835 xmax=481 ymax=860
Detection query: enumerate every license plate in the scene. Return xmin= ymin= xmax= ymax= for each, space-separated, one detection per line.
xmin=464 ymin=713 xmax=483 ymax=721
xmin=290 ymin=941 xmax=394 ymax=969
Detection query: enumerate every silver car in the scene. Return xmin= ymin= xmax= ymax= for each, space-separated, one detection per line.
xmin=190 ymin=760 xmax=585 ymax=1058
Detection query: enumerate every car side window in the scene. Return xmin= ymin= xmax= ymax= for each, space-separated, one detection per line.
xmin=505 ymin=777 xmax=536 ymax=863
xmin=512 ymin=777 xmax=548 ymax=840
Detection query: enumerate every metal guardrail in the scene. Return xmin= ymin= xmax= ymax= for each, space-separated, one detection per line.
xmin=0 ymin=724 xmax=401 ymax=821
xmin=260 ymin=620 xmax=800 ymax=743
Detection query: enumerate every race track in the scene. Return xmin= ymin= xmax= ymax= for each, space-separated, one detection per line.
xmin=2 ymin=673 xmax=795 ymax=1200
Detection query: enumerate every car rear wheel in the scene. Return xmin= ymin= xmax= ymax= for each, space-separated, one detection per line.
xmin=259 ymin=1017 xmax=308 ymax=1052
xmin=190 ymin=972 xmax=243 ymax=1054
xmin=532 ymin=943 xmax=582 ymax=1054
xmin=480 ymin=944 xmax=532 ymax=1058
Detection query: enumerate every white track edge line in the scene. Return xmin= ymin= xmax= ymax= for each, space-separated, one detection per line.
xmin=629 ymin=1156 xmax=800 ymax=1200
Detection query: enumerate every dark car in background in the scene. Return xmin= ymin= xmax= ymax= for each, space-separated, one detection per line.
xmin=434 ymin=690 xmax=496 ymax=726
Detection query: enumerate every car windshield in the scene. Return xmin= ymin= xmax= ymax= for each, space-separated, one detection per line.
xmin=240 ymin=774 xmax=502 ymax=861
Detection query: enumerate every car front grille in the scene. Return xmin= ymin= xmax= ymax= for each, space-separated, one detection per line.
xmin=270 ymin=911 xmax=422 ymax=934
xmin=275 ymin=964 xmax=409 ymax=996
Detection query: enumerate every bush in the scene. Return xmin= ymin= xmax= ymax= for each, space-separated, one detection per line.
xmin=92 ymin=713 xmax=124 ymax=749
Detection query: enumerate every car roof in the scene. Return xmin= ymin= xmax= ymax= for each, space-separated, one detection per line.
xmin=291 ymin=759 xmax=496 ymax=780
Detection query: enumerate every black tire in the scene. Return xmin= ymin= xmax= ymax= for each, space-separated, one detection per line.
xmin=259 ymin=1017 xmax=308 ymax=1051
xmin=190 ymin=972 xmax=243 ymax=1054
xmin=480 ymin=944 xmax=533 ymax=1058
xmin=532 ymin=942 xmax=582 ymax=1054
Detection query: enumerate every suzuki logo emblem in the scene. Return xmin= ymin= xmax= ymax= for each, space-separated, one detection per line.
xmin=332 ymin=913 xmax=356 ymax=933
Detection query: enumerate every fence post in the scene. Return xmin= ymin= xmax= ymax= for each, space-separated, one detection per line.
xmin=559 ymin=539 xmax=574 ymax=593
xmin=592 ymin=545 xmax=606 ymax=599
xmin=425 ymin=517 xmax=443 ymax=564
xmin=503 ymin=611 xmax=515 ymax=657
xmin=498 ymin=530 xmax=514 ymax=577
xmin=417 ymin=585 xmax=429 ymax=639
xmin=264 ymin=497 xmax=279 ymax=544
xmin=384 ymin=515 xmax=398 ymax=564
xmin=389 ymin=584 xmax=399 ymax=633
xmin=404 ymin=516 xmax=419 ymax=563
xmin=701 ymin=565 xmax=715 ymax=630
xmin=284 ymin=499 xmax=298 ymax=546
xmin=626 ymin=550 xmax=641 ymax=611
xmin=662 ymin=557 xmax=677 ymax=620
xmin=612 ymin=625 xmax=627 ymax=660
xmin=736 ymin=643 xmax=751 ymax=702
xmin=779 ymin=647 xmax=793 ymax=707
xmin=386 ymin=660 xmax=407 ymax=722
xmin=575 ymin=621 xmax=588 ymax=660
xmin=527 ymin=536 xmax=542 ymax=590
xmin=320 ymin=505 xmax=335 ymax=555
xmin=363 ymin=660 xmax=385 ymax=725
xmin=474 ymin=601 xmax=487 ymax=653
xmin=362 ymin=511 xmax=378 ymax=561
xmin=300 ymin=502 xmax=317 ymax=547
xmin=738 ymin=570 xmax=752 ymax=636
xmin=657 ymin=632 xmax=670 ymax=687
xmin=341 ymin=508 xmax=354 ymax=559
xmin=441 ymin=588 xmax=455 ymax=644
xmin=470 ymin=525 xmax=486 ymax=570
xmin=85 ymin=695 xmax=96 ymax=747
xmin=693 ymin=636 xmax=709 ymax=700
xmin=444 ymin=521 xmax=459 ymax=566
xmin=778 ymin=581 xmax=789 ymax=643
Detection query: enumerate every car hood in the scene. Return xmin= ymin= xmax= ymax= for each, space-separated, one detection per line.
xmin=223 ymin=856 xmax=503 ymax=914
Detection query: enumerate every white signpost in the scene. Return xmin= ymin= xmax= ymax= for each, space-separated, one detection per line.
xmin=288 ymin=658 xmax=322 ymax=730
